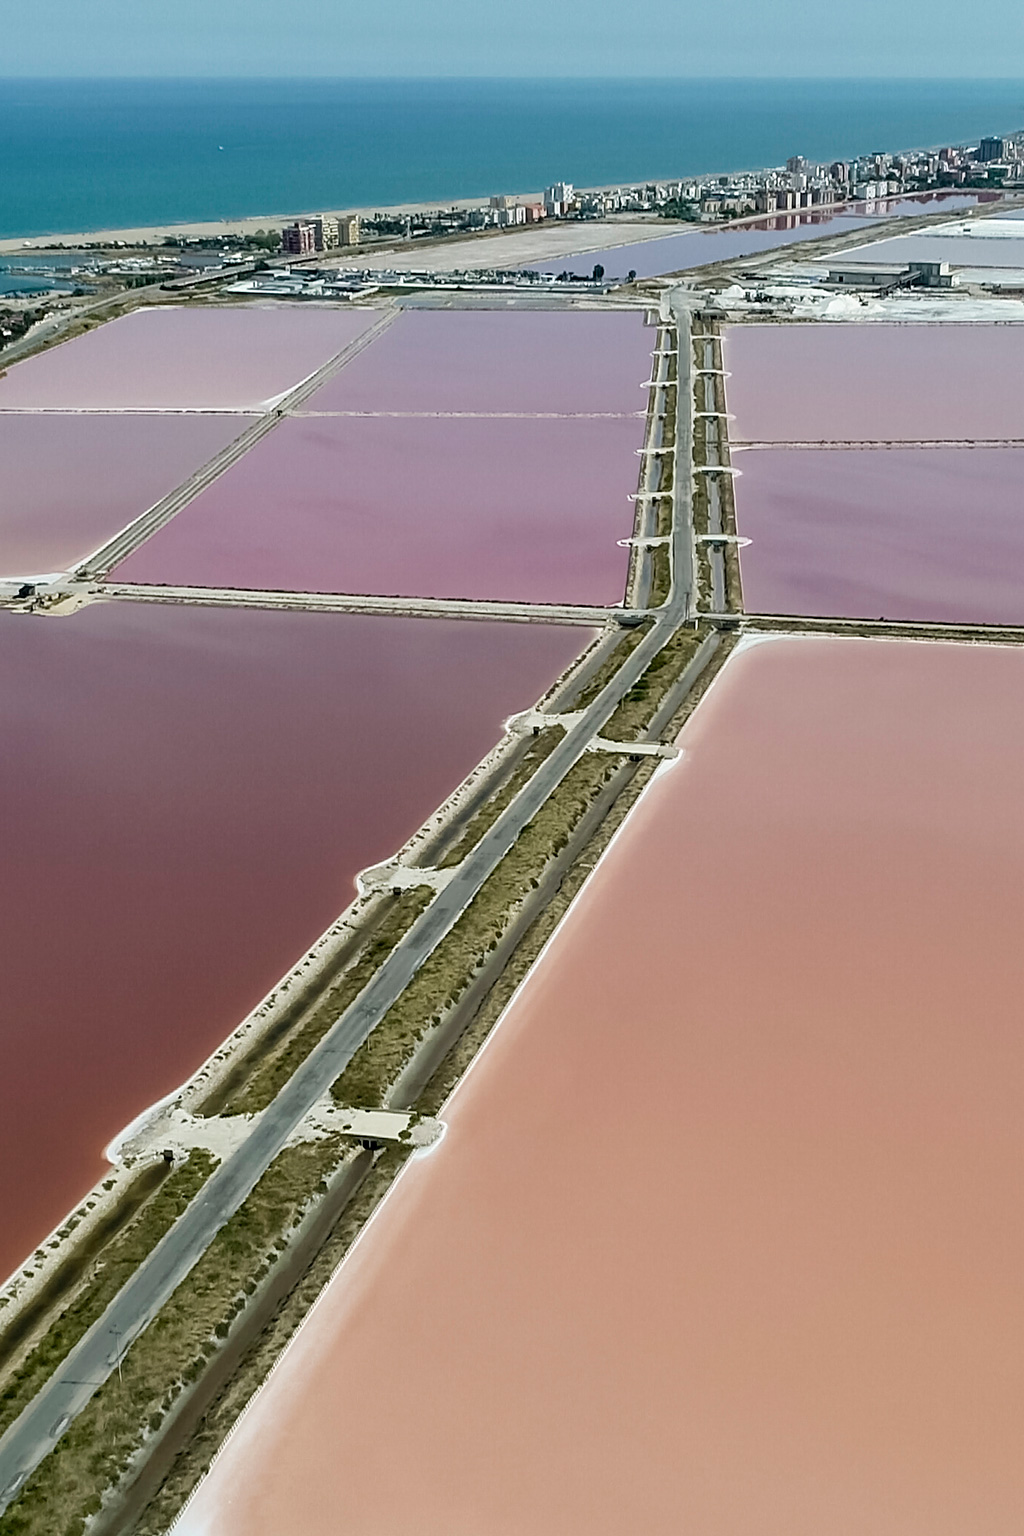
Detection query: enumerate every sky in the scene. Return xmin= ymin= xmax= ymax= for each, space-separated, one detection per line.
xmin=4 ymin=0 xmax=1024 ymax=77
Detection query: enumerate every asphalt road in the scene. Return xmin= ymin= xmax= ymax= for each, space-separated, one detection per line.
xmin=0 ymin=301 xmax=696 ymax=1512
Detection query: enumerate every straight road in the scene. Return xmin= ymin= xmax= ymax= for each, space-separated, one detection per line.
xmin=98 ymin=582 xmax=630 ymax=628
xmin=0 ymin=304 xmax=696 ymax=1513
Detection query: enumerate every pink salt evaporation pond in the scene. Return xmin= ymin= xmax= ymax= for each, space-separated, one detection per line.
xmin=0 ymin=306 xmax=380 ymax=413
xmin=724 ymin=322 xmax=1024 ymax=443
xmin=0 ymin=603 xmax=586 ymax=1284
xmin=114 ymin=415 xmax=640 ymax=604
xmin=0 ymin=413 xmax=252 ymax=577
xmin=302 ymin=307 xmax=653 ymax=415
xmin=734 ymin=446 xmax=1024 ymax=623
xmin=180 ymin=635 xmax=1024 ymax=1536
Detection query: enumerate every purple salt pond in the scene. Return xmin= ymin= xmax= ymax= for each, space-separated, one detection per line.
xmin=0 ymin=601 xmax=588 ymax=1282
xmin=0 ymin=306 xmax=381 ymax=412
xmin=832 ymin=231 xmax=1024 ymax=269
xmin=113 ymin=414 xmax=641 ymax=605
xmin=734 ymin=446 xmax=1024 ymax=624
xmin=724 ymin=323 xmax=1024 ymax=443
xmin=532 ymin=214 xmax=880 ymax=281
xmin=0 ymin=412 xmax=252 ymax=576
xmin=527 ymin=195 xmax=998 ymax=281
xmin=303 ymin=308 xmax=653 ymax=415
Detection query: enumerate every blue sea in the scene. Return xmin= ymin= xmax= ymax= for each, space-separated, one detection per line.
xmin=1 ymin=77 xmax=1023 ymax=240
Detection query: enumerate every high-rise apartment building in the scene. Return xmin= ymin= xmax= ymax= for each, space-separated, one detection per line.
xmin=280 ymin=221 xmax=316 ymax=256
xmin=544 ymin=182 xmax=574 ymax=216
xmin=313 ymin=215 xmax=340 ymax=251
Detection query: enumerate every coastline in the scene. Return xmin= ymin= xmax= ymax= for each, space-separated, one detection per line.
xmin=0 ymin=192 xmax=546 ymax=254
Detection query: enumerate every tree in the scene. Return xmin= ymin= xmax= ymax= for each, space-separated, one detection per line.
xmin=592 ymin=262 xmax=605 ymax=281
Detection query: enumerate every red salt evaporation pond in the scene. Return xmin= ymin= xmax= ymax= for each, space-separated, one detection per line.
xmin=0 ymin=603 xmax=586 ymax=1283
xmin=724 ymin=322 xmax=1024 ymax=443
xmin=302 ymin=308 xmax=652 ymax=415
xmin=734 ymin=446 xmax=1024 ymax=624
xmin=0 ymin=413 xmax=252 ymax=577
xmin=178 ymin=634 xmax=1024 ymax=1536
xmin=0 ymin=306 xmax=380 ymax=413
xmin=114 ymin=415 xmax=639 ymax=604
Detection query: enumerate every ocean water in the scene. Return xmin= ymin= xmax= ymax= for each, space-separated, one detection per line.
xmin=1 ymin=78 xmax=1023 ymax=238
xmin=0 ymin=274 xmax=72 ymax=294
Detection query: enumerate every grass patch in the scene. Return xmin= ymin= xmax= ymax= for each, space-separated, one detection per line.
xmin=1 ymin=1166 xmax=167 ymax=1378
xmin=724 ymin=543 xmax=744 ymax=612
xmin=1 ymin=1140 xmax=345 ymax=1536
xmin=208 ymin=886 xmax=434 ymax=1118
xmin=692 ymin=468 xmax=709 ymax=537
xmin=437 ymin=727 xmax=564 ymax=869
xmin=572 ymin=623 xmax=652 ymax=709
xmin=648 ymin=543 xmax=672 ymax=608
xmin=129 ymin=1145 xmax=411 ymax=1535
xmin=601 ymin=625 xmax=709 ymax=742
xmin=332 ymin=752 xmax=623 ymax=1111
xmin=0 ymin=1154 xmax=216 ymax=1445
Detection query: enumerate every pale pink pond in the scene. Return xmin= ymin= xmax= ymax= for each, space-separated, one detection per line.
xmin=0 ymin=603 xmax=586 ymax=1282
xmin=724 ymin=322 xmax=1024 ymax=443
xmin=527 ymin=195 xmax=996 ymax=280
xmin=303 ymin=308 xmax=653 ymax=415
xmin=734 ymin=446 xmax=1024 ymax=623
xmin=0 ymin=306 xmax=379 ymax=412
xmin=114 ymin=415 xmax=639 ymax=603
xmin=0 ymin=413 xmax=252 ymax=576
xmin=180 ymin=635 xmax=1024 ymax=1536
xmin=835 ymin=231 xmax=1024 ymax=270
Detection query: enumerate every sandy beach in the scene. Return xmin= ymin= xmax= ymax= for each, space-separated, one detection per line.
xmin=0 ymin=192 xmax=556 ymax=253
xmin=0 ymin=186 xmax=674 ymax=255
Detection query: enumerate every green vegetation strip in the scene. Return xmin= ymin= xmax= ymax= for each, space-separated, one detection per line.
xmin=414 ymin=753 xmax=661 ymax=1120
xmin=210 ymin=885 xmax=434 ymax=1118
xmin=602 ymin=625 xmax=708 ymax=742
xmin=0 ymin=1165 xmax=169 ymax=1375
xmin=648 ymin=544 xmax=672 ymax=608
xmin=130 ymin=1144 xmax=410 ymax=1536
xmin=572 ymin=622 xmax=652 ymax=710
xmin=724 ymin=544 xmax=744 ymax=612
xmin=0 ymin=1154 xmax=216 ymax=1445
xmin=332 ymin=751 xmax=624 ymax=1110
xmin=438 ymin=727 xmax=564 ymax=869
xmin=1 ymin=1139 xmax=346 ymax=1536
